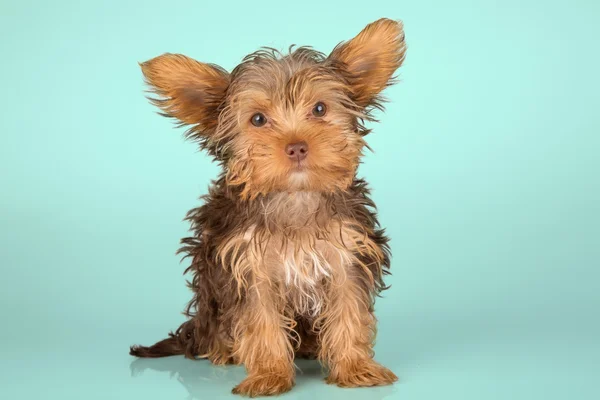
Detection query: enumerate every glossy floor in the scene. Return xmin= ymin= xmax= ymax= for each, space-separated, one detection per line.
xmin=2 ymin=310 xmax=598 ymax=399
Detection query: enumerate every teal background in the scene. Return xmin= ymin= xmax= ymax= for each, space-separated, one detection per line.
xmin=1 ymin=0 xmax=599 ymax=399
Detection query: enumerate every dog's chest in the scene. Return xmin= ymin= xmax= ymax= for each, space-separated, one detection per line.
xmin=268 ymin=235 xmax=351 ymax=315
xmin=219 ymin=192 xmax=371 ymax=315
xmin=277 ymin=237 xmax=349 ymax=287
xmin=263 ymin=193 xmax=351 ymax=284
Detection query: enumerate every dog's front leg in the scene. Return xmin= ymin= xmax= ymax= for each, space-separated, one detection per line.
xmin=318 ymin=275 xmax=398 ymax=387
xmin=231 ymin=280 xmax=294 ymax=396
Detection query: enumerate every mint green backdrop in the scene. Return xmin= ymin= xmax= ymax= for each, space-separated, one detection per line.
xmin=1 ymin=1 xmax=598 ymax=399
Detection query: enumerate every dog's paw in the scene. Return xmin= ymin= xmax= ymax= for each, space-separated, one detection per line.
xmin=232 ymin=373 xmax=294 ymax=397
xmin=326 ymin=359 xmax=398 ymax=388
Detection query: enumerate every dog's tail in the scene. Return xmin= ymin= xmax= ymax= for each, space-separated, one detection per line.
xmin=129 ymin=320 xmax=197 ymax=358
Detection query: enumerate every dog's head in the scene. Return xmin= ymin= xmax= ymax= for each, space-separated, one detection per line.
xmin=141 ymin=18 xmax=406 ymax=199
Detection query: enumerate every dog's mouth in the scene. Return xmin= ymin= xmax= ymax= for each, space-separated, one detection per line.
xmin=288 ymin=168 xmax=310 ymax=188
xmin=291 ymin=161 xmax=307 ymax=171
xmin=286 ymin=156 xmax=310 ymax=172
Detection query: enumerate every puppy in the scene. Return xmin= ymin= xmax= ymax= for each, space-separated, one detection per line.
xmin=130 ymin=18 xmax=407 ymax=397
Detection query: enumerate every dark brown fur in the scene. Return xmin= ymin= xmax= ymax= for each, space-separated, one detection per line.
xmin=130 ymin=18 xmax=407 ymax=397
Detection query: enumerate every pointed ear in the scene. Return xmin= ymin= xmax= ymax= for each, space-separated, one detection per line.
xmin=140 ymin=53 xmax=229 ymax=132
xmin=329 ymin=18 xmax=406 ymax=107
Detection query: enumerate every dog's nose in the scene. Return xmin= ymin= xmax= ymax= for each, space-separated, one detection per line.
xmin=285 ymin=141 xmax=308 ymax=161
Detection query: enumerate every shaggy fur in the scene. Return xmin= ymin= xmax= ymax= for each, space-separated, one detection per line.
xmin=130 ymin=18 xmax=407 ymax=397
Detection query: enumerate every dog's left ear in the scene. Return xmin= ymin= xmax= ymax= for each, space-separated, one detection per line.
xmin=140 ymin=53 xmax=230 ymax=134
xmin=329 ymin=18 xmax=406 ymax=107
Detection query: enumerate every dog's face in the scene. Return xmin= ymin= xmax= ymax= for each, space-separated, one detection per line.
xmin=141 ymin=19 xmax=406 ymax=199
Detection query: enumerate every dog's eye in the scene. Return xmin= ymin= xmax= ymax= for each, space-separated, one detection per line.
xmin=312 ymin=102 xmax=327 ymax=117
xmin=250 ymin=113 xmax=267 ymax=127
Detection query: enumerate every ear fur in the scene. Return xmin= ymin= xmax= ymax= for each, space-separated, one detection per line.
xmin=140 ymin=53 xmax=229 ymax=133
xmin=329 ymin=18 xmax=406 ymax=107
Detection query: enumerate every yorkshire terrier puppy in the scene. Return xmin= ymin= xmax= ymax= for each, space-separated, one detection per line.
xmin=130 ymin=18 xmax=407 ymax=397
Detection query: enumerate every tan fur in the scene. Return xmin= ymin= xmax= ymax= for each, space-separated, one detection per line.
xmin=216 ymin=191 xmax=385 ymax=310
xmin=217 ymin=191 xmax=392 ymax=393
xmin=131 ymin=18 xmax=407 ymax=397
xmin=330 ymin=19 xmax=406 ymax=107
xmin=225 ymin=73 xmax=365 ymax=199
xmin=140 ymin=54 xmax=229 ymax=130
xmin=231 ymin=280 xmax=296 ymax=396
xmin=317 ymin=273 xmax=398 ymax=387
xmin=198 ymin=332 xmax=235 ymax=366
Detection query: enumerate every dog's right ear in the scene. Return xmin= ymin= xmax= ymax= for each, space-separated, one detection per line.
xmin=140 ymin=54 xmax=229 ymax=133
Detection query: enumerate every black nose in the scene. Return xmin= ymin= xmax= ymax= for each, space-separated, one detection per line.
xmin=285 ymin=141 xmax=308 ymax=161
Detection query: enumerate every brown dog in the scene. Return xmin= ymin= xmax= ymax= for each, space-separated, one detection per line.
xmin=130 ymin=18 xmax=407 ymax=397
